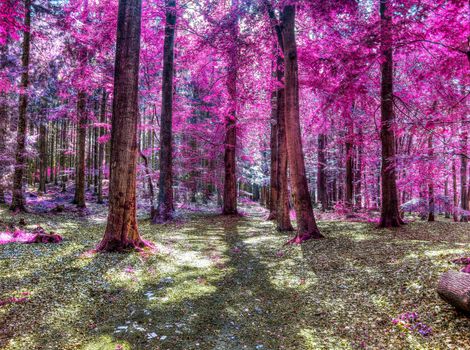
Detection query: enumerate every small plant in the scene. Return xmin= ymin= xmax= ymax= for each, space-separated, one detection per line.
xmin=392 ymin=312 xmax=432 ymax=337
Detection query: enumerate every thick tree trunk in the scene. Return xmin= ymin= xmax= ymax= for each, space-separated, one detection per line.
xmin=153 ymin=0 xmax=177 ymax=223
xmin=222 ymin=0 xmax=238 ymax=215
xmin=282 ymin=5 xmax=322 ymax=242
xmin=97 ymin=90 xmax=106 ymax=203
xmin=38 ymin=122 xmax=47 ymax=194
xmin=10 ymin=0 xmax=31 ymax=212
xmin=437 ymin=271 xmax=470 ymax=313
xmin=73 ymin=91 xmax=87 ymax=208
xmin=428 ymin=135 xmax=435 ymax=221
xmin=97 ymin=0 xmax=149 ymax=252
xmin=378 ymin=0 xmax=403 ymax=228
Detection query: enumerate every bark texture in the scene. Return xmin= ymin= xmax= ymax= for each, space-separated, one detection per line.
xmin=317 ymin=133 xmax=328 ymax=211
xmin=378 ymin=0 xmax=403 ymax=228
xmin=282 ymin=5 xmax=322 ymax=241
xmin=73 ymin=91 xmax=87 ymax=208
xmin=437 ymin=271 xmax=470 ymax=313
xmin=97 ymin=0 xmax=149 ymax=252
xmin=222 ymin=0 xmax=239 ymax=215
xmin=154 ymin=0 xmax=176 ymax=223
xmin=10 ymin=0 xmax=31 ymax=212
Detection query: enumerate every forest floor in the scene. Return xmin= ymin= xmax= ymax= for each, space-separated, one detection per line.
xmin=0 ymin=200 xmax=470 ymax=350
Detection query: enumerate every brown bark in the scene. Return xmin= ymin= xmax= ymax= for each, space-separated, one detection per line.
xmin=0 ymin=93 xmax=8 ymax=203
xmin=97 ymin=90 xmax=106 ymax=203
xmin=97 ymin=0 xmax=149 ymax=252
xmin=153 ymin=0 xmax=177 ymax=223
xmin=38 ymin=122 xmax=47 ymax=194
xmin=10 ymin=0 xmax=31 ymax=212
xmin=427 ymin=135 xmax=435 ymax=222
xmin=460 ymin=123 xmax=468 ymax=222
xmin=267 ymin=80 xmax=279 ymax=220
xmin=437 ymin=271 xmax=470 ymax=313
xmin=317 ymin=133 xmax=328 ymax=211
xmin=73 ymin=91 xmax=87 ymax=208
xmin=345 ymin=120 xmax=354 ymax=209
xmin=276 ymin=86 xmax=293 ymax=232
xmin=453 ymin=158 xmax=458 ymax=222
xmin=378 ymin=0 xmax=403 ymax=228
xmin=222 ymin=0 xmax=238 ymax=215
xmin=355 ymin=128 xmax=363 ymax=209
xmin=282 ymin=5 xmax=322 ymax=241
xmin=60 ymin=120 xmax=68 ymax=192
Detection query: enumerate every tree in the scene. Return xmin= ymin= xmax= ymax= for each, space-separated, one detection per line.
xmin=222 ymin=0 xmax=239 ymax=215
xmin=153 ymin=0 xmax=177 ymax=223
xmin=96 ymin=0 xmax=149 ymax=252
xmin=10 ymin=0 xmax=31 ymax=212
xmin=378 ymin=0 xmax=403 ymax=228
xmin=282 ymin=4 xmax=323 ymax=242
xmin=72 ymin=90 xmax=87 ymax=208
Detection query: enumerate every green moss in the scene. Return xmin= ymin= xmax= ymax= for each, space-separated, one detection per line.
xmin=1 ymin=205 xmax=470 ymax=349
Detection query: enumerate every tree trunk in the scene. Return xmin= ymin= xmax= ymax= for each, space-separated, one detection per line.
xmin=222 ymin=0 xmax=238 ymax=215
xmin=355 ymin=128 xmax=363 ymax=209
xmin=345 ymin=119 xmax=354 ymax=209
xmin=97 ymin=90 xmax=106 ymax=203
xmin=378 ymin=0 xmax=403 ymax=228
xmin=153 ymin=0 xmax=177 ymax=223
xmin=267 ymin=73 xmax=279 ymax=220
xmin=282 ymin=5 xmax=322 ymax=242
xmin=437 ymin=271 xmax=470 ymax=313
xmin=428 ymin=135 xmax=435 ymax=222
xmin=317 ymin=133 xmax=328 ymax=211
xmin=73 ymin=91 xmax=87 ymax=208
xmin=60 ymin=120 xmax=68 ymax=192
xmin=460 ymin=123 xmax=468 ymax=222
xmin=453 ymin=158 xmax=459 ymax=221
xmin=38 ymin=122 xmax=47 ymax=194
xmin=97 ymin=0 xmax=149 ymax=252
xmin=0 ymin=92 xmax=8 ymax=203
xmin=10 ymin=0 xmax=31 ymax=212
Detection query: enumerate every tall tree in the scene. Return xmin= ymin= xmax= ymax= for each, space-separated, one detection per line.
xmin=427 ymin=135 xmax=435 ymax=222
xmin=282 ymin=4 xmax=323 ymax=242
xmin=153 ymin=0 xmax=177 ymax=223
xmin=378 ymin=0 xmax=403 ymax=228
xmin=460 ymin=121 xmax=469 ymax=222
xmin=96 ymin=0 xmax=149 ymax=252
xmin=317 ymin=133 xmax=328 ymax=211
xmin=10 ymin=0 xmax=31 ymax=212
xmin=72 ymin=91 xmax=87 ymax=208
xmin=222 ymin=0 xmax=239 ymax=215
xmin=38 ymin=121 xmax=47 ymax=194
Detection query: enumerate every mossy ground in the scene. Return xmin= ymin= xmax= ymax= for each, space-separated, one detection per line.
xmin=0 ymin=203 xmax=469 ymax=349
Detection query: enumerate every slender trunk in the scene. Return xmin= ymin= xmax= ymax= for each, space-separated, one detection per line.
xmin=61 ymin=120 xmax=68 ymax=192
xmin=0 ymin=92 xmax=9 ymax=203
xmin=282 ymin=5 xmax=322 ymax=241
xmin=444 ymin=177 xmax=450 ymax=218
xmin=355 ymin=128 xmax=363 ymax=209
xmin=38 ymin=122 xmax=47 ymax=194
xmin=345 ymin=119 xmax=354 ymax=209
xmin=154 ymin=0 xmax=177 ymax=223
xmin=428 ymin=135 xmax=435 ymax=222
xmin=460 ymin=124 xmax=469 ymax=222
xmin=378 ymin=0 xmax=403 ymax=227
xmin=317 ymin=133 xmax=328 ymax=211
xmin=222 ymin=0 xmax=238 ymax=215
xmin=97 ymin=0 xmax=148 ymax=252
xmin=73 ymin=91 xmax=87 ymax=208
xmin=453 ymin=158 xmax=459 ymax=222
xmin=10 ymin=0 xmax=31 ymax=212
xmin=267 ymin=73 xmax=279 ymax=220
xmin=97 ymin=90 xmax=106 ymax=203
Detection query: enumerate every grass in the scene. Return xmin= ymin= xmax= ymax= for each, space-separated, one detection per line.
xmin=0 ymin=203 xmax=470 ymax=349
